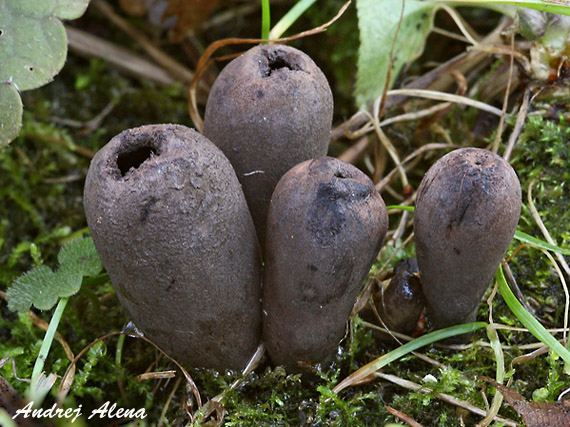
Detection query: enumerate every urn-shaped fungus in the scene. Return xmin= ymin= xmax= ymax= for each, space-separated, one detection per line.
xmin=84 ymin=124 xmax=262 ymax=370
xmin=262 ymin=157 xmax=388 ymax=369
xmin=203 ymin=44 xmax=333 ymax=248
xmin=371 ymin=258 xmax=425 ymax=337
xmin=414 ymin=148 xmax=521 ymax=329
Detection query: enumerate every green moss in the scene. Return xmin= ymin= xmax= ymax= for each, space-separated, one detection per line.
xmin=510 ymin=115 xmax=570 ymax=325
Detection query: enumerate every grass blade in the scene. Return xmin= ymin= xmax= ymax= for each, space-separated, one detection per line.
xmin=261 ymin=0 xmax=271 ymax=40
xmin=496 ymin=265 xmax=570 ymax=364
xmin=514 ymin=230 xmax=570 ymax=255
xmin=333 ymin=321 xmax=487 ymax=394
xmin=386 ymin=205 xmax=415 ymax=212
xmin=269 ymin=0 xmax=318 ymax=40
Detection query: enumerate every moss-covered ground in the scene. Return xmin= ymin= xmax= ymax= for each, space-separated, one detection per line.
xmin=2 ymin=2 xmax=569 ymax=426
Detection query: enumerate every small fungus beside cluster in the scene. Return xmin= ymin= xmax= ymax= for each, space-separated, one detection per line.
xmin=366 ymin=148 xmax=521 ymax=338
xmin=415 ymin=148 xmax=521 ymax=329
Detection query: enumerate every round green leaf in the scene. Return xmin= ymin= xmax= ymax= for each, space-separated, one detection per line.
xmin=0 ymin=0 xmax=91 ymax=92
xmin=7 ymin=265 xmax=59 ymax=312
xmin=0 ymin=82 xmax=22 ymax=148
xmin=54 ymin=0 xmax=90 ymax=20
xmin=4 ymin=0 xmax=56 ymax=18
xmin=57 ymin=237 xmax=103 ymax=278
xmin=0 ymin=1 xmax=67 ymax=91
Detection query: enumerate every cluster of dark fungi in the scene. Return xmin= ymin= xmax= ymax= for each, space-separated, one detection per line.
xmin=84 ymin=44 xmax=521 ymax=372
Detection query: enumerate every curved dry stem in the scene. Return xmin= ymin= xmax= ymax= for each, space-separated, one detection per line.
xmin=57 ymin=331 xmax=122 ymax=405
xmin=441 ymin=4 xmax=480 ymax=46
xmin=527 ymin=180 xmax=570 ymax=344
xmin=492 ymin=30 xmax=515 ymax=154
xmin=386 ymin=89 xmax=504 ymax=116
xmin=368 ymin=101 xmax=408 ymax=187
xmin=57 ymin=328 xmax=203 ymax=413
xmin=502 ymin=87 xmax=531 ymax=161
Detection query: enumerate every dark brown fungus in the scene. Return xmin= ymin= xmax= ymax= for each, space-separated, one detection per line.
xmin=203 ymin=44 xmax=333 ymax=249
xmin=372 ymin=258 xmax=425 ymax=337
xmin=262 ymin=157 xmax=388 ymax=369
xmin=83 ymin=124 xmax=262 ymax=370
xmin=414 ymin=148 xmax=521 ymax=329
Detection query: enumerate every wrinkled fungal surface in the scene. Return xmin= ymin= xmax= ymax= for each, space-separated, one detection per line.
xmin=262 ymin=157 xmax=388 ymax=369
xmin=83 ymin=124 xmax=262 ymax=370
xmin=414 ymin=148 xmax=521 ymax=329
xmin=203 ymin=44 xmax=333 ymax=249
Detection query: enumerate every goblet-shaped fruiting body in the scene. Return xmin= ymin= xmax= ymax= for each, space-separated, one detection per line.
xmin=84 ymin=124 xmax=262 ymax=370
xmin=414 ymin=148 xmax=521 ymax=329
xmin=203 ymin=44 xmax=333 ymax=248
xmin=262 ymin=157 xmax=388 ymax=369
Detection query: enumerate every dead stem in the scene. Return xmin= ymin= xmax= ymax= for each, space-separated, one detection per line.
xmin=441 ymin=4 xmax=480 ymax=46
xmin=385 ymin=88 xmax=504 ymax=116
xmin=374 ymin=372 xmax=518 ymax=427
xmin=376 ymin=143 xmax=456 ymax=192
xmin=502 ymin=87 xmax=531 ymax=161
xmin=386 ymin=405 xmax=424 ymax=427
xmin=66 ymin=26 xmax=184 ymax=89
xmin=527 ymin=180 xmax=570 ymax=342
xmin=492 ymin=30 xmax=516 ymax=153
xmin=337 ymin=136 xmax=370 ymax=164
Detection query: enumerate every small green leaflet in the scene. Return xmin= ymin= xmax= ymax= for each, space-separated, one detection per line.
xmin=0 ymin=0 xmax=90 ymax=147
xmin=7 ymin=237 xmax=102 ymax=312
xmin=355 ymin=0 xmax=439 ymax=109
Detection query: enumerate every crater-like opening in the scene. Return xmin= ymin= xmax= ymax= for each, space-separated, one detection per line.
xmin=117 ymin=146 xmax=157 ymax=176
xmin=268 ymin=56 xmax=293 ymax=73
xmin=261 ymin=52 xmax=300 ymax=77
xmin=334 ymin=170 xmax=347 ymax=178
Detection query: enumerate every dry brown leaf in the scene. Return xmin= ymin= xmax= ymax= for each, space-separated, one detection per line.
xmin=164 ymin=0 xmax=220 ymax=41
xmin=481 ymin=376 xmax=570 ymax=427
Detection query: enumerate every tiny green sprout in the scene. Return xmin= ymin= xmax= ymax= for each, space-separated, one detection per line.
xmin=6 ymin=236 xmax=103 ymax=406
xmin=7 ymin=237 xmax=102 ymax=313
